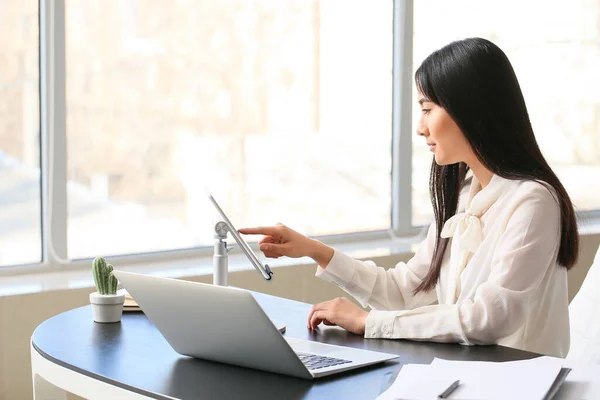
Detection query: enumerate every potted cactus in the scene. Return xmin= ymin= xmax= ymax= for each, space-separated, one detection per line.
xmin=89 ymin=256 xmax=125 ymax=323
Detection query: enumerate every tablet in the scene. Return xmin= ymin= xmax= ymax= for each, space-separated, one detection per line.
xmin=207 ymin=192 xmax=273 ymax=281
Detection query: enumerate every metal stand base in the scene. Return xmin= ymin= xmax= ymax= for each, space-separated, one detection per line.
xmin=213 ymin=221 xmax=230 ymax=287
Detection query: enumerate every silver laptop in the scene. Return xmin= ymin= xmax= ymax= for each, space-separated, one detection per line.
xmin=113 ymin=270 xmax=398 ymax=379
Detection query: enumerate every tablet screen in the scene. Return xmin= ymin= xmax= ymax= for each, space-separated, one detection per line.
xmin=207 ymin=192 xmax=273 ymax=281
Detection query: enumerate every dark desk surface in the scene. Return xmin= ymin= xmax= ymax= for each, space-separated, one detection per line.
xmin=32 ymin=292 xmax=540 ymax=400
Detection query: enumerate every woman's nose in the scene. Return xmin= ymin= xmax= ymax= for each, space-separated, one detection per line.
xmin=416 ymin=118 xmax=428 ymax=137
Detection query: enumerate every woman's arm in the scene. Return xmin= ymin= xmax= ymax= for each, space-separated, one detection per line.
xmin=316 ymin=223 xmax=439 ymax=311
xmin=239 ymin=222 xmax=437 ymax=310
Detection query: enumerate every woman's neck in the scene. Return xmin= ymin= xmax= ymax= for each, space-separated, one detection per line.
xmin=467 ymin=160 xmax=494 ymax=188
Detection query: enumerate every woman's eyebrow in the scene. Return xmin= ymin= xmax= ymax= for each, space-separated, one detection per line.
xmin=418 ymin=98 xmax=430 ymax=105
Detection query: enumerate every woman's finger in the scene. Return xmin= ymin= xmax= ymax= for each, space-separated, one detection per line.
xmin=307 ymin=301 xmax=332 ymax=327
xmin=262 ymin=252 xmax=281 ymax=259
xmin=310 ymin=310 xmax=335 ymax=330
xmin=259 ymin=243 xmax=285 ymax=255
xmin=238 ymin=226 xmax=280 ymax=236
xmin=307 ymin=306 xmax=321 ymax=328
xmin=309 ymin=311 xmax=325 ymax=329
xmin=259 ymin=236 xmax=277 ymax=246
xmin=307 ymin=306 xmax=316 ymax=327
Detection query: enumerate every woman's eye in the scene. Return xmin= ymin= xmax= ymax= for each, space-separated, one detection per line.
xmin=421 ymin=109 xmax=431 ymax=115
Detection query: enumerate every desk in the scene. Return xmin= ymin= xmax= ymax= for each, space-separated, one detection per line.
xmin=31 ymin=292 xmax=540 ymax=399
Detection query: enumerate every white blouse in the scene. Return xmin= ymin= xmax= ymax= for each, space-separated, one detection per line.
xmin=316 ymin=174 xmax=570 ymax=357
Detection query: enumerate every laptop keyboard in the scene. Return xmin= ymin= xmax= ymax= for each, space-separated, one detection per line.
xmin=297 ymin=352 xmax=352 ymax=370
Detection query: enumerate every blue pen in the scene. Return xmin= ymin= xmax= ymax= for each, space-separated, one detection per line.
xmin=438 ymin=380 xmax=460 ymax=399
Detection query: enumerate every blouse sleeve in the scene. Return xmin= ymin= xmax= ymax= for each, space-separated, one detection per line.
xmin=363 ymin=184 xmax=562 ymax=344
xmin=316 ymin=223 xmax=438 ymax=311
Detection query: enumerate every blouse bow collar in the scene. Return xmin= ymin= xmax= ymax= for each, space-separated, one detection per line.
xmin=439 ymin=174 xmax=512 ymax=304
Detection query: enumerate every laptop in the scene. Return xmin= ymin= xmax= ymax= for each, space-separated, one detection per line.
xmin=113 ymin=270 xmax=399 ymax=379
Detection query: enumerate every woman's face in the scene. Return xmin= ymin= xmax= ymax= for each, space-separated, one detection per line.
xmin=416 ymin=95 xmax=473 ymax=166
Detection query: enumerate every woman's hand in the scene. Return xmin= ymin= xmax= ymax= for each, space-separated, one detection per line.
xmin=307 ymin=297 xmax=368 ymax=335
xmin=238 ymin=223 xmax=334 ymax=266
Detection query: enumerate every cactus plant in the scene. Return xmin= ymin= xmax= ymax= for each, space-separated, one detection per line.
xmin=92 ymin=256 xmax=118 ymax=295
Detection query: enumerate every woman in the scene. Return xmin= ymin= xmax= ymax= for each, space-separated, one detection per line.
xmin=240 ymin=38 xmax=579 ymax=358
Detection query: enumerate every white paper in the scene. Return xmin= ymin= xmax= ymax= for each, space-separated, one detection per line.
xmin=429 ymin=357 xmax=562 ymax=400
xmin=376 ymin=364 xmax=431 ymax=400
xmin=378 ymin=357 xmax=563 ymax=400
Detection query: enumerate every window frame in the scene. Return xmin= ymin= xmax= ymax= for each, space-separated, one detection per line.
xmin=0 ymin=0 xmax=597 ymax=275
xmin=41 ymin=0 xmax=68 ymax=269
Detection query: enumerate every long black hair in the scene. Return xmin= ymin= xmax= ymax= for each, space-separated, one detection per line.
xmin=413 ymin=37 xmax=579 ymax=294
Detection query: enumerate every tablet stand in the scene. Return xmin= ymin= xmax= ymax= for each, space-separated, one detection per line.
xmin=213 ymin=221 xmax=230 ymax=287
xmin=213 ymin=221 xmax=286 ymax=333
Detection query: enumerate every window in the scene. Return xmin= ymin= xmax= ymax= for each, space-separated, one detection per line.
xmin=1 ymin=0 xmax=598 ymax=270
xmin=64 ymin=0 xmax=393 ymax=259
xmin=0 ymin=0 xmax=41 ymax=266
xmin=412 ymin=0 xmax=600 ymax=226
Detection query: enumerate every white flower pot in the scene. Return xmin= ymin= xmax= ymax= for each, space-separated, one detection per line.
xmin=90 ymin=291 xmax=125 ymax=323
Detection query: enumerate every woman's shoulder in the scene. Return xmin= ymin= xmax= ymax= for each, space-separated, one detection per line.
xmin=495 ymin=178 xmax=562 ymax=245
xmin=511 ymin=178 xmax=557 ymax=198
xmin=505 ymin=178 xmax=559 ymax=212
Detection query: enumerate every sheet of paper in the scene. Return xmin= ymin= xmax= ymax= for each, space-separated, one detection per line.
xmin=378 ymin=357 xmax=563 ymax=400
xmin=377 ymin=364 xmax=456 ymax=400
xmin=489 ymin=356 xmax=600 ymax=399
xmin=429 ymin=357 xmax=562 ymax=400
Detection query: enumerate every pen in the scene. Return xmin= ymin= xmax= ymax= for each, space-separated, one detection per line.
xmin=438 ymin=380 xmax=460 ymax=399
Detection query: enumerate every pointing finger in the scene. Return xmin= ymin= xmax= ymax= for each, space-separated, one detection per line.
xmin=238 ymin=226 xmax=280 ymax=236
